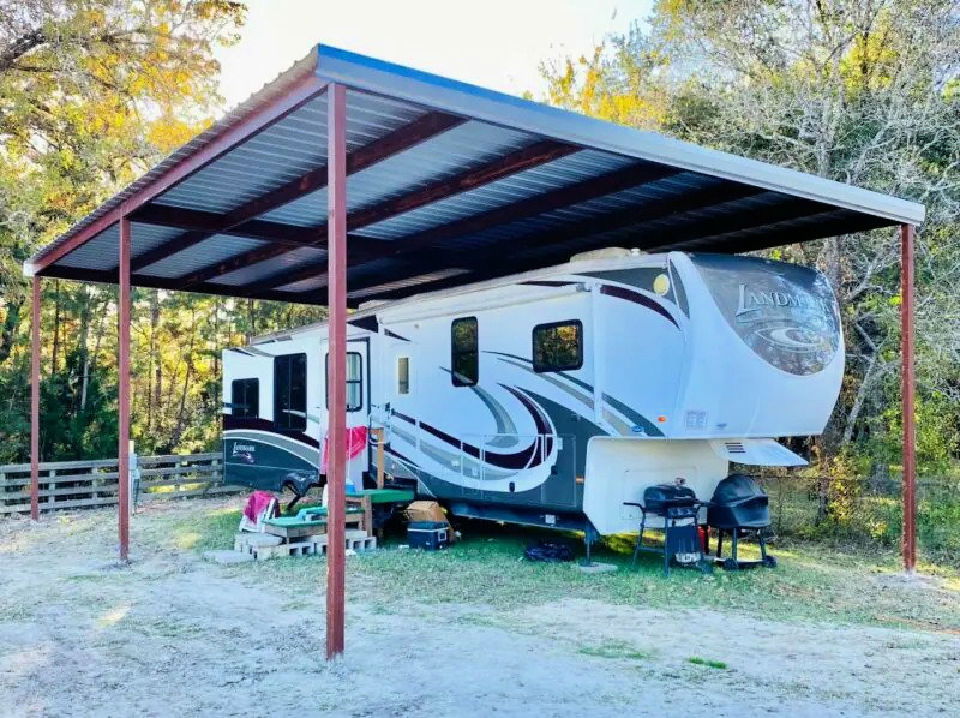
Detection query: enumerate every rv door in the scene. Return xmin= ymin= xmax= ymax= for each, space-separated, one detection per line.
xmin=320 ymin=338 xmax=371 ymax=489
xmin=378 ymin=329 xmax=419 ymax=483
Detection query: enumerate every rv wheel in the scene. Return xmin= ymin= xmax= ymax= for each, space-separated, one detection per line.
xmin=723 ymin=557 xmax=739 ymax=571
xmin=762 ymin=555 xmax=778 ymax=569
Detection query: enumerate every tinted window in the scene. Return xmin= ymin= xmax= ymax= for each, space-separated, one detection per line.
xmin=533 ymin=320 xmax=583 ymax=372
xmin=274 ymin=353 xmax=307 ymax=431
xmin=231 ymin=378 xmax=259 ymax=418
xmin=325 ymin=352 xmax=363 ymax=412
xmin=451 ymin=317 xmax=478 ymax=386
xmin=397 ymin=356 xmax=410 ymax=395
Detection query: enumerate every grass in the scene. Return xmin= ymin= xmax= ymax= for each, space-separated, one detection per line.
xmin=578 ymin=640 xmax=651 ymax=661
xmin=688 ymin=656 xmax=728 ymax=670
xmin=184 ymin=504 xmax=960 ymax=633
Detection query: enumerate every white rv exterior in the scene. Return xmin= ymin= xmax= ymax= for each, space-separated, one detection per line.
xmin=221 ymin=250 xmax=842 ymax=535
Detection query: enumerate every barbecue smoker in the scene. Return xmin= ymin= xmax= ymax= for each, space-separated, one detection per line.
xmin=627 ymin=482 xmax=711 ymax=575
xmin=707 ymin=474 xmax=776 ymax=570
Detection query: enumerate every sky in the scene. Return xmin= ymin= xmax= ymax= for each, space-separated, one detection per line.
xmin=213 ymin=0 xmax=652 ymax=110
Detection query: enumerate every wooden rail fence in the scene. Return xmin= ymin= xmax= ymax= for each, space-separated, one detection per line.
xmin=0 ymin=453 xmax=244 ymax=516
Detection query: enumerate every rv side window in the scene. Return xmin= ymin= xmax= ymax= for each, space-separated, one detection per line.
xmin=231 ymin=378 xmax=259 ymax=418
xmin=397 ymin=356 xmax=410 ymax=395
xmin=533 ymin=320 xmax=583 ymax=373
xmin=325 ymin=352 xmax=363 ymax=412
xmin=451 ymin=317 xmax=478 ymax=387
xmin=274 ymin=353 xmax=307 ymax=431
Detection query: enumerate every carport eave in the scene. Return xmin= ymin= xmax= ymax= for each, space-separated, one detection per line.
xmin=312 ymin=44 xmax=925 ymax=227
xmin=25 ymin=56 xmax=327 ymax=276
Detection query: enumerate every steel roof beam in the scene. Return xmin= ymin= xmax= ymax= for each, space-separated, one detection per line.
xmin=346 ymin=193 xmax=862 ymax=301
xmin=341 ymin=179 xmax=764 ymax=297
xmin=248 ymin=139 xmax=578 ymax=292
xmin=40 ymin=265 xmax=323 ymax=304
xmin=667 ymin=211 xmax=893 ymax=253
xmin=264 ymin=161 xmax=683 ymax=293
xmin=172 ymin=111 xmax=465 ymax=286
xmin=131 ymin=205 xmax=333 ymax=247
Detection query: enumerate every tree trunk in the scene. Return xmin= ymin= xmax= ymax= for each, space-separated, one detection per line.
xmin=0 ymin=297 xmax=23 ymax=364
xmin=51 ymin=280 xmax=60 ymax=373
xmin=76 ymin=286 xmax=91 ymax=414
xmin=147 ymin=289 xmax=159 ymax=434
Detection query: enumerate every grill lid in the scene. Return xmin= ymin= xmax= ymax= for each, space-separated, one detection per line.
xmin=711 ymin=473 xmax=767 ymax=505
xmin=643 ymin=483 xmax=698 ymax=510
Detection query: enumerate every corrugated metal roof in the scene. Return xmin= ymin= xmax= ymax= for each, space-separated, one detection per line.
xmin=28 ymin=43 xmax=924 ymax=305
xmin=140 ymin=235 xmax=266 ymax=278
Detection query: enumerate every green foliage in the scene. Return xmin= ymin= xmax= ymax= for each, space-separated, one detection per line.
xmin=539 ymin=0 xmax=960 ymax=478
xmin=687 ymin=656 xmax=727 ymax=670
xmin=0 ymin=2 xmax=333 ymax=463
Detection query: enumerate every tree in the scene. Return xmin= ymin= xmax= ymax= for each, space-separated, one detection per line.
xmin=0 ymin=0 xmax=246 ymax=462
xmin=540 ymin=0 xmax=960 ymax=474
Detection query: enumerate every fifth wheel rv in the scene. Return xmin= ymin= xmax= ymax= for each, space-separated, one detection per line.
xmin=221 ymin=249 xmax=842 ymax=536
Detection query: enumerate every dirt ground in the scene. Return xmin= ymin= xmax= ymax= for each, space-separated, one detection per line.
xmin=1 ymin=498 xmax=958 ymax=717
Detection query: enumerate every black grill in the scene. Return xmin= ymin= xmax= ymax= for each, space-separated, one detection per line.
xmin=707 ymin=474 xmax=770 ymax=529
xmin=643 ymin=483 xmax=699 ymax=518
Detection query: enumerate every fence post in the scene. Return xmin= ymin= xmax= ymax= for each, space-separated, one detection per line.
xmin=47 ymin=468 xmax=55 ymax=511
xmin=129 ymin=440 xmax=139 ymax=513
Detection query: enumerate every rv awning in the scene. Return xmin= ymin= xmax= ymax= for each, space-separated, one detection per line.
xmin=26 ymin=44 xmax=925 ymax=305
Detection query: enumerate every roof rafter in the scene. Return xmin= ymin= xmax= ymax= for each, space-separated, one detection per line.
xmin=197 ymin=138 xmax=578 ymax=291
xmin=173 ymin=111 xmax=466 ymax=286
xmin=259 ymin=161 xmax=682 ymax=293
xmin=131 ymin=205 xmax=324 ymax=246
xmin=40 ymin=265 xmax=324 ymax=304
xmin=349 ymin=198 xmax=854 ymax=303
xmin=341 ymin=181 xmax=765 ymax=299
xmin=134 ymin=110 xmax=465 ymax=275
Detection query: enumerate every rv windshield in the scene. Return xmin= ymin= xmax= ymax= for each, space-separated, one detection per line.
xmin=690 ymin=254 xmax=841 ymax=376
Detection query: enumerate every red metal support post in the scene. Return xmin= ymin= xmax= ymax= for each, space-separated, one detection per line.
xmin=30 ymin=276 xmax=41 ymax=521
xmin=900 ymin=223 xmax=917 ymax=573
xmin=118 ymin=216 xmax=132 ymax=562
xmin=325 ymin=83 xmax=348 ymax=658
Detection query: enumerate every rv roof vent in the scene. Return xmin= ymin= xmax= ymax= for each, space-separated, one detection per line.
xmin=725 ymin=441 xmax=746 ymax=454
xmin=569 ymin=247 xmax=636 ymax=263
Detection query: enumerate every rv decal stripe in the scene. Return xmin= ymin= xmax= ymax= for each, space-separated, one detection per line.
xmin=222 ymin=415 xmax=320 ymax=448
xmin=599 ymin=284 xmax=679 ymax=327
xmin=485 ymin=351 xmax=595 ymax=395
xmin=601 ymin=392 xmax=664 ymax=437
xmin=384 ymin=328 xmax=409 ymax=341
xmin=223 ymin=430 xmax=320 ymax=465
xmin=389 ymin=389 xmax=553 ymax=470
xmin=487 ymin=351 xmax=662 ymax=438
xmin=519 ymin=280 xmax=577 ymax=287
xmin=438 ymin=367 xmax=521 ymax=446
xmin=500 ymin=385 xmax=554 ymax=461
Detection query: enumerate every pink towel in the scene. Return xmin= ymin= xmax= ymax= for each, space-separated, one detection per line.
xmin=321 ymin=426 xmax=368 ymax=472
xmin=243 ymin=490 xmax=277 ymax=523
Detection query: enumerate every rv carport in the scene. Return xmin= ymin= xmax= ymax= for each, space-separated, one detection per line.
xmin=24 ymin=45 xmax=925 ymax=658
